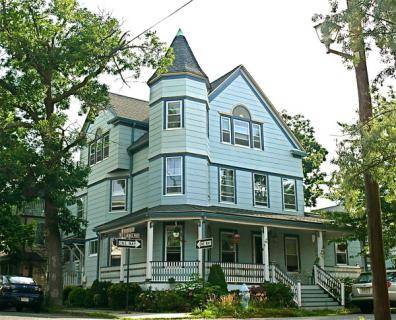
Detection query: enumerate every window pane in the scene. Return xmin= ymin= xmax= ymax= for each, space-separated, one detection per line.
xmin=96 ymin=138 xmax=103 ymax=162
xmin=112 ymin=180 xmax=126 ymax=196
xmin=103 ymin=133 xmax=109 ymax=158
xmin=112 ymin=180 xmax=126 ymax=210
xmin=254 ymin=174 xmax=268 ymax=206
xmin=221 ymin=233 xmax=236 ymax=262
xmin=285 ymin=238 xmax=299 ymax=272
xmin=167 ymin=101 xmax=182 ymax=128
xmin=233 ymin=105 xmax=251 ymax=120
xmin=221 ymin=117 xmax=231 ymax=143
xmin=166 ymin=226 xmax=182 ymax=261
xmin=283 ymin=179 xmax=296 ymax=210
xmin=110 ymin=241 xmax=121 ymax=267
xmin=166 ymin=157 xmax=182 ymax=194
xmin=220 ymin=169 xmax=235 ymax=203
xmin=89 ymin=143 xmax=96 ymax=164
xmin=252 ymin=124 xmax=262 ymax=149
xmin=234 ymin=119 xmax=250 ymax=147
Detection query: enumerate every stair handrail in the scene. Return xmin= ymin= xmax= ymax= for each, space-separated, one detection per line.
xmin=313 ymin=264 xmax=345 ymax=306
xmin=270 ymin=264 xmax=301 ymax=307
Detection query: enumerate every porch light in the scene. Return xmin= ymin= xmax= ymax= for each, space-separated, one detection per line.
xmin=314 ymin=20 xmax=340 ymax=52
xmin=173 ymin=226 xmax=181 ymax=239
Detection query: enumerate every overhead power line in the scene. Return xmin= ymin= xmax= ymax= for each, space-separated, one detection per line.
xmin=130 ymin=0 xmax=194 ymax=42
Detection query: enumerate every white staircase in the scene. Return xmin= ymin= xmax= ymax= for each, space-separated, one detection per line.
xmin=301 ymin=285 xmax=341 ymax=310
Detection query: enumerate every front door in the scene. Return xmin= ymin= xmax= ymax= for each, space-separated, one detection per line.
xmin=253 ymin=234 xmax=262 ymax=264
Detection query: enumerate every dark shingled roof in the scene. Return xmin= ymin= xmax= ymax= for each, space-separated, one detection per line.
xmin=210 ymin=65 xmax=241 ymax=93
xmin=148 ymin=29 xmax=209 ymax=86
xmin=109 ymin=92 xmax=149 ymax=123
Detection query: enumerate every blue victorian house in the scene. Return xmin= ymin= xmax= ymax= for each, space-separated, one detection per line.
xmin=63 ymin=30 xmax=364 ymax=308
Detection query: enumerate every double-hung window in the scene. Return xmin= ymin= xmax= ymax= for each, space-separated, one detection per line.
xmin=103 ymin=133 xmax=110 ymax=158
xmin=89 ymin=240 xmax=98 ymax=256
xmin=165 ymin=157 xmax=183 ymax=195
xmin=252 ymin=123 xmax=262 ymax=149
xmin=89 ymin=143 xmax=96 ymax=165
xmin=335 ymin=243 xmax=348 ymax=265
xmin=221 ymin=232 xmax=237 ymax=262
xmin=233 ymin=119 xmax=250 ymax=147
xmin=282 ymin=178 xmax=297 ymax=211
xmin=285 ymin=236 xmax=300 ymax=272
xmin=111 ymin=179 xmax=127 ymax=211
xmin=165 ymin=101 xmax=182 ymax=129
xmin=253 ymin=173 xmax=268 ymax=207
xmin=165 ymin=225 xmax=182 ymax=261
xmin=220 ymin=168 xmax=235 ymax=203
xmin=76 ymin=196 xmax=86 ymax=219
xmin=221 ymin=116 xmax=231 ymax=143
xmin=89 ymin=130 xmax=110 ymax=165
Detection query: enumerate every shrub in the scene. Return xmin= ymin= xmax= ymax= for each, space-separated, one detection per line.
xmin=107 ymin=283 xmax=142 ymax=310
xmin=63 ymin=286 xmax=75 ymax=303
xmin=93 ymin=293 xmax=108 ymax=307
xmin=83 ymin=289 xmax=94 ymax=308
xmin=137 ymin=289 xmax=188 ymax=312
xmin=207 ymin=264 xmax=227 ymax=294
xmin=249 ymin=286 xmax=267 ymax=306
xmin=68 ymin=287 xmax=87 ymax=307
xmin=260 ymin=282 xmax=295 ymax=308
xmin=91 ymin=280 xmax=112 ymax=307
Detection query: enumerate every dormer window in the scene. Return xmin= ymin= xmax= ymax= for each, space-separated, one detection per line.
xmin=165 ymin=101 xmax=183 ymax=129
xmin=89 ymin=129 xmax=110 ymax=165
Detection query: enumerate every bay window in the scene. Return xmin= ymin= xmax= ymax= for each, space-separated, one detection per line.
xmin=165 ymin=157 xmax=183 ymax=194
xmin=165 ymin=101 xmax=182 ymax=129
xmin=89 ymin=130 xmax=110 ymax=165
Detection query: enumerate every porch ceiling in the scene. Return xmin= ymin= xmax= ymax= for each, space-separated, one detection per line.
xmin=94 ymin=204 xmax=345 ymax=234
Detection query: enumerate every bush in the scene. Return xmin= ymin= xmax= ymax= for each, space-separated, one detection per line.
xmin=260 ymin=282 xmax=295 ymax=308
xmin=207 ymin=264 xmax=227 ymax=294
xmin=63 ymin=286 xmax=75 ymax=303
xmin=137 ymin=289 xmax=188 ymax=312
xmin=91 ymin=280 xmax=112 ymax=307
xmin=107 ymin=283 xmax=142 ymax=310
xmin=84 ymin=289 xmax=94 ymax=308
xmin=68 ymin=287 xmax=87 ymax=307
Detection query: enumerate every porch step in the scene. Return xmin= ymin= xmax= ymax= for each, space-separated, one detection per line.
xmin=300 ymin=284 xmax=341 ymax=310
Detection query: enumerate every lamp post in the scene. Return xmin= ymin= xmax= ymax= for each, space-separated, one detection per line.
xmin=314 ymin=7 xmax=391 ymax=320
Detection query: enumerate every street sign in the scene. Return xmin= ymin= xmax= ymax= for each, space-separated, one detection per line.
xmin=115 ymin=238 xmax=143 ymax=249
xmin=196 ymin=238 xmax=213 ymax=249
xmin=120 ymin=228 xmax=140 ymax=239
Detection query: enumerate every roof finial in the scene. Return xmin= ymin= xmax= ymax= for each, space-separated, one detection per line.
xmin=176 ymin=28 xmax=184 ymax=37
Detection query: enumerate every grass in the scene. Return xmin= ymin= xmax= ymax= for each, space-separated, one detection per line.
xmin=42 ymin=305 xmax=118 ymax=319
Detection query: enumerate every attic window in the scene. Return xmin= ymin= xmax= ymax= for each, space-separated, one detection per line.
xmin=233 ymin=105 xmax=251 ymax=120
xmin=89 ymin=130 xmax=110 ymax=165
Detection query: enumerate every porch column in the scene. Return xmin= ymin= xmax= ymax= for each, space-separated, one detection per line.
xmin=197 ymin=219 xmax=205 ymax=277
xmin=262 ymin=226 xmax=270 ymax=281
xmin=146 ymin=221 xmax=154 ymax=280
xmin=317 ymin=231 xmax=324 ymax=268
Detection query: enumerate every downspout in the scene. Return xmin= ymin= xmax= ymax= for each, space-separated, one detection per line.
xmin=96 ymin=232 xmax=100 ymax=280
xmin=129 ymin=124 xmax=135 ymax=214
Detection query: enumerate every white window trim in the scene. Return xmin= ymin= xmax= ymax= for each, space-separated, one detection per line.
xmin=282 ymin=178 xmax=297 ymax=212
xmin=221 ymin=116 xmax=232 ymax=144
xmin=285 ymin=236 xmax=300 ymax=273
xmin=165 ymin=100 xmax=183 ymax=130
xmin=219 ymin=168 xmax=236 ymax=204
xmin=165 ymin=225 xmax=183 ymax=261
xmin=220 ymin=231 xmax=237 ymax=263
xmin=253 ymin=173 xmax=269 ymax=208
xmin=111 ymin=179 xmax=127 ymax=211
xmin=335 ymin=243 xmax=348 ymax=266
xmin=233 ymin=119 xmax=251 ymax=147
xmin=165 ymin=156 xmax=183 ymax=195
xmin=252 ymin=123 xmax=262 ymax=149
xmin=89 ymin=239 xmax=98 ymax=257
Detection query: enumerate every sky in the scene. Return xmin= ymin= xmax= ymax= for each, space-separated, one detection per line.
xmin=77 ymin=0 xmax=384 ymax=210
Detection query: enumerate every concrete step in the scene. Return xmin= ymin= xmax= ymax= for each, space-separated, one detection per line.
xmin=301 ymin=297 xmax=335 ymax=303
xmin=301 ymin=289 xmax=326 ymax=294
xmin=301 ymin=285 xmax=321 ymax=289
xmin=301 ymin=293 xmax=330 ymax=298
xmin=301 ymin=301 xmax=340 ymax=307
xmin=301 ymin=305 xmax=342 ymax=310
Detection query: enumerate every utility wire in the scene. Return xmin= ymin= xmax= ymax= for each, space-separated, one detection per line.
xmin=129 ymin=0 xmax=194 ymax=42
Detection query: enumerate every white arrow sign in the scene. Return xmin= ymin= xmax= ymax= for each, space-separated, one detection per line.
xmin=116 ymin=238 xmax=143 ymax=249
xmin=196 ymin=238 xmax=213 ymax=249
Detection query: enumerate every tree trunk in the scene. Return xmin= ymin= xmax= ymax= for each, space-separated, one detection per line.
xmin=44 ymin=200 xmax=63 ymax=306
xmin=353 ymin=36 xmax=391 ymax=320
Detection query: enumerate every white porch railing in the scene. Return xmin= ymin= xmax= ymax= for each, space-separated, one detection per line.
xmin=151 ymin=261 xmax=199 ymax=282
xmin=206 ymin=262 xmax=266 ymax=284
xmin=270 ymin=264 xmax=301 ymax=307
xmin=314 ymin=264 xmax=345 ymax=306
xmin=63 ymin=271 xmax=82 ymax=287
xmin=100 ymin=266 xmax=121 ymax=282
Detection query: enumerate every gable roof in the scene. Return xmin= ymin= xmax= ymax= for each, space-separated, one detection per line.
xmin=108 ymin=92 xmax=149 ymax=123
xmin=147 ymin=29 xmax=209 ymax=87
xmin=209 ymin=65 xmax=304 ymax=151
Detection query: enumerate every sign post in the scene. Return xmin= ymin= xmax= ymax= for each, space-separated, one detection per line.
xmin=196 ymin=238 xmax=213 ymax=288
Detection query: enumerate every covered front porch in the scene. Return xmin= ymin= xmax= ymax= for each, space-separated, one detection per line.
xmin=95 ymin=208 xmax=350 ymax=306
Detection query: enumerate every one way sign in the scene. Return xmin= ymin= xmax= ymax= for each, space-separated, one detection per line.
xmin=115 ymin=238 xmax=143 ymax=249
xmin=196 ymin=238 xmax=213 ymax=249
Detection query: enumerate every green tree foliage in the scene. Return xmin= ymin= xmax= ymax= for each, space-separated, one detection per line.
xmin=313 ymin=0 xmax=395 ymax=85
xmin=0 ymin=0 xmax=171 ymax=305
xmin=325 ymin=91 xmax=396 ymax=257
xmin=281 ymin=111 xmax=328 ymax=207
xmin=207 ymin=264 xmax=227 ymax=294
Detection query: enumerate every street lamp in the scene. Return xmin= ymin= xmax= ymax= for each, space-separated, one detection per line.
xmin=314 ymin=20 xmax=340 ymax=53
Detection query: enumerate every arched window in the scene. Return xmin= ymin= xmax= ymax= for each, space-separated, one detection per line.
xmin=232 ymin=105 xmax=251 ymax=120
